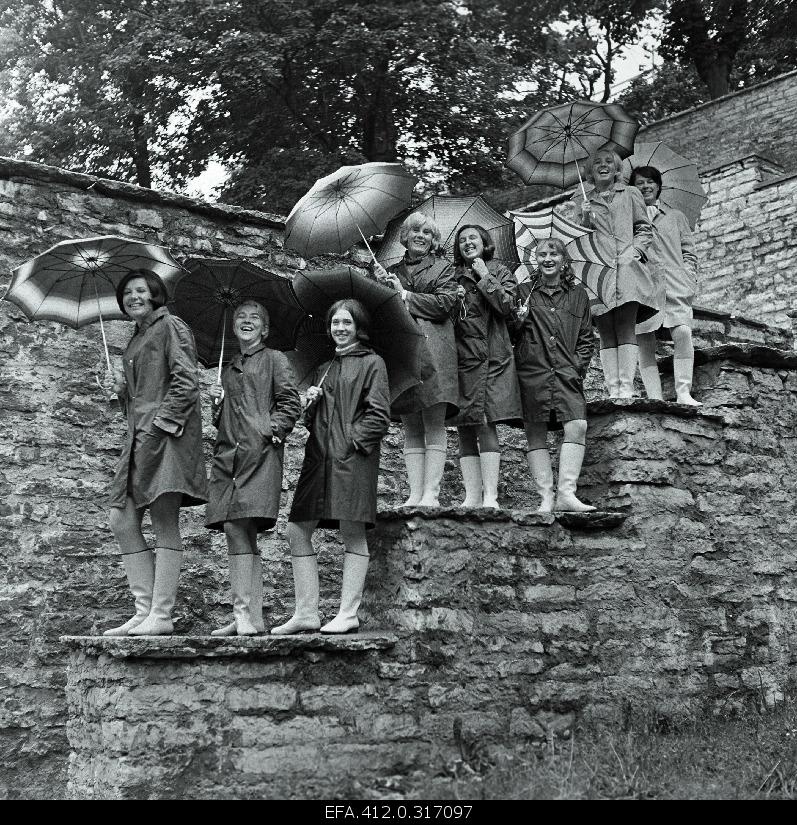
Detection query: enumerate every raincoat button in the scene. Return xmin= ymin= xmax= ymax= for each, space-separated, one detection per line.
xmin=550 ymin=336 xmax=556 ymax=342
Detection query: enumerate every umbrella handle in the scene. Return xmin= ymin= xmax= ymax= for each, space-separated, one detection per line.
xmin=216 ymin=310 xmax=226 ymax=386
xmin=92 ymin=280 xmax=113 ymax=373
xmin=575 ymin=159 xmax=588 ymax=204
xmin=357 ymin=225 xmax=379 ymax=266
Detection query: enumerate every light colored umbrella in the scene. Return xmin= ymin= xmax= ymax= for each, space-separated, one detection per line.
xmin=621 ymin=141 xmax=708 ymax=229
xmin=284 ymin=162 xmax=418 ymax=259
xmin=506 ymin=99 xmax=639 ymax=200
xmin=377 ymin=194 xmax=521 ymax=272
xmin=3 ymin=235 xmax=184 ymax=371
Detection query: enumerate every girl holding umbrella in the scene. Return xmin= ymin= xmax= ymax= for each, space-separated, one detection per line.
xmin=373 ymin=212 xmax=459 ymax=508
xmin=206 ymin=300 xmax=302 ymax=636
xmin=272 ymin=299 xmax=391 ymax=635
xmin=105 ymin=270 xmax=208 ymax=636
xmin=451 ymin=224 xmax=522 ymax=509
xmin=630 ymin=165 xmax=701 ymax=406
xmin=573 ymin=147 xmax=658 ymax=398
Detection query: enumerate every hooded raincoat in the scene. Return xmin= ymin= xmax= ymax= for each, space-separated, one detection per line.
xmin=206 ymin=344 xmax=301 ymax=531
xmin=108 ymin=306 xmax=208 ymax=509
xmin=289 ymin=345 xmax=391 ymax=529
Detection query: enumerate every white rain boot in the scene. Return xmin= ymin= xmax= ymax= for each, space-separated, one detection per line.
xmin=458 ymin=456 xmax=483 ymax=508
xmin=637 ymin=334 xmax=663 ymax=400
xmin=419 ymin=445 xmax=447 ymax=507
xmin=320 ymin=553 xmax=369 ymax=634
xmin=250 ymin=554 xmax=265 ymax=633
xmin=554 ymin=443 xmax=596 ymax=513
xmin=103 ymin=549 xmax=155 ymax=636
xmin=640 ymin=365 xmax=663 ymax=400
xmin=212 ymin=554 xmax=258 ymax=636
xmin=600 ymin=347 xmax=620 ymax=398
xmin=402 ymin=448 xmax=426 ymax=506
xmin=479 ymin=451 xmax=501 ymax=509
xmin=674 ymin=358 xmax=702 ymax=406
xmin=128 ymin=547 xmax=182 ymax=636
xmin=617 ymin=343 xmax=639 ymax=399
xmin=526 ymin=449 xmax=555 ymax=513
xmin=270 ymin=555 xmax=321 ymax=635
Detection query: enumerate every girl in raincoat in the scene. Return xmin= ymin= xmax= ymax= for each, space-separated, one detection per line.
xmin=451 ymin=224 xmax=522 ymax=509
xmin=206 ymin=300 xmax=301 ymax=636
xmin=272 ymin=298 xmax=391 ymax=635
xmin=105 ymin=269 xmax=208 ymax=636
xmin=514 ymin=239 xmax=596 ymax=512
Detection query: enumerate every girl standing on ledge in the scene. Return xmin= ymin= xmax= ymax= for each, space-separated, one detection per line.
xmin=514 ymin=239 xmax=595 ymax=513
xmin=106 ymin=270 xmax=208 ymax=636
xmin=206 ymin=300 xmax=301 ymax=636
xmin=272 ymin=299 xmax=390 ymax=636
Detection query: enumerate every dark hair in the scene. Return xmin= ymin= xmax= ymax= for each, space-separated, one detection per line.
xmin=326 ymin=298 xmax=371 ymax=343
xmin=116 ymin=269 xmax=169 ymax=315
xmin=529 ymin=238 xmax=577 ymax=291
xmin=630 ymin=165 xmax=663 ymax=197
xmin=453 ymin=224 xmax=496 ymax=266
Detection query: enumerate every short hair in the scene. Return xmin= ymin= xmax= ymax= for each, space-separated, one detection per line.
xmin=532 ymin=237 xmax=576 ymax=289
xmin=453 ymin=224 xmax=496 ymax=266
xmin=326 ymin=298 xmax=371 ymax=343
xmin=585 ymin=147 xmax=623 ymax=184
xmin=398 ymin=212 xmax=442 ymax=252
xmin=629 ymin=165 xmax=663 ymax=198
xmin=116 ymin=269 xmax=168 ymax=315
xmin=233 ymin=300 xmax=270 ymax=333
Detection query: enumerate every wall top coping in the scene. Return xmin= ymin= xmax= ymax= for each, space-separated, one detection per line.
xmin=699 ymin=152 xmax=784 ymax=177
xmin=637 ymin=69 xmax=797 ymax=132
xmin=0 ymin=156 xmax=288 ymax=230
xmin=753 ymin=169 xmax=797 ymax=192
xmin=674 ymin=343 xmax=797 ymax=371
xmin=377 ymin=506 xmax=626 ymax=530
xmin=62 ymin=633 xmax=397 ymax=659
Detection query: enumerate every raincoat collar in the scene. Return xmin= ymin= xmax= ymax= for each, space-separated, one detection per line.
xmin=335 ymin=343 xmax=372 ymax=358
xmin=135 ymin=305 xmax=169 ymax=334
xmin=231 ymin=341 xmax=267 ymax=371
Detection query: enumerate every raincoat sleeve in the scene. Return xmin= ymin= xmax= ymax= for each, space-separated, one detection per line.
xmin=677 ymin=211 xmax=698 ymax=279
xmin=270 ymin=352 xmax=302 ymax=441
xmin=574 ymin=292 xmax=595 ymax=377
xmin=629 ymin=187 xmax=653 ymax=260
xmin=404 ymin=262 xmax=458 ymax=321
xmin=351 ymin=356 xmax=391 ymax=456
xmin=152 ymin=317 xmax=201 ymax=437
xmin=476 ymin=262 xmax=518 ymax=318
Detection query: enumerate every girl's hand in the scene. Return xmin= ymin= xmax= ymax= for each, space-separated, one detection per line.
xmin=209 ymin=383 xmax=224 ymax=404
xmin=373 ymin=262 xmax=389 ymax=282
xmin=383 ymin=272 xmax=403 ymax=292
xmin=306 ymin=385 xmax=322 ymax=403
xmin=516 ymin=303 xmax=529 ymax=322
xmin=471 ymin=258 xmax=488 ymax=279
xmin=456 ymin=284 xmax=466 ymax=300
xmin=110 ymin=364 xmax=126 ymax=395
xmin=581 ymin=198 xmax=592 ymax=214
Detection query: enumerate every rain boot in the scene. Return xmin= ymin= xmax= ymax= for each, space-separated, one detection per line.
xmin=639 ymin=365 xmax=663 ymax=400
xmin=554 ymin=443 xmax=596 ymax=512
xmin=128 ymin=547 xmax=182 ymax=636
xmin=600 ymin=347 xmax=620 ymax=398
xmin=103 ymin=549 xmax=155 ymax=636
xmin=212 ymin=554 xmax=258 ymax=636
xmin=674 ymin=358 xmax=702 ymax=406
xmin=270 ymin=555 xmax=321 ymax=635
xmin=402 ymin=448 xmax=426 ymax=506
xmin=526 ymin=449 xmax=554 ymax=513
xmin=637 ymin=334 xmax=663 ymax=400
xmin=616 ymin=343 xmax=639 ymax=399
xmin=479 ymin=451 xmax=501 ymax=509
xmin=250 ymin=554 xmax=265 ymax=633
xmin=458 ymin=456 xmax=483 ymax=508
xmin=418 ymin=444 xmax=446 ymax=507
xmin=320 ymin=553 xmax=369 ymax=634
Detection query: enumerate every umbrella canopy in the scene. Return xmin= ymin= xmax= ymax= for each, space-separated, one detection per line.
xmin=376 ymin=194 xmax=521 ymax=272
xmin=290 ymin=266 xmax=431 ymax=401
xmin=512 ymin=207 xmax=616 ymax=314
xmin=506 ymin=100 xmax=639 ymax=194
xmin=621 ymin=141 xmax=708 ymax=229
xmin=284 ymin=162 xmax=418 ymax=258
xmin=170 ymin=257 xmax=305 ymax=370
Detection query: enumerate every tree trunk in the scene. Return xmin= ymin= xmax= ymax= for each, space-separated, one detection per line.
xmin=694 ymin=51 xmax=733 ymax=98
xmin=361 ymin=58 xmax=398 ymax=162
xmin=131 ymin=109 xmax=152 ymax=189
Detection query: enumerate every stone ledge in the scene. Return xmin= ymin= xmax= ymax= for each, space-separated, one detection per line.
xmin=377 ymin=506 xmax=626 ymax=529
xmin=666 ymin=343 xmax=797 ymax=371
xmin=61 ymin=632 xmax=398 ymax=659
xmin=586 ymin=397 xmax=726 ymax=423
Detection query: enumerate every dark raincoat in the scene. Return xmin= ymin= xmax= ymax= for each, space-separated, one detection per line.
xmin=451 ymin=259 xmax=523 ymax=428
xmin=513 ymin=280 xmax=594 ymax=425
xmin=206 ymin=344 xmax=301 ymax=531
xmin=387 ymin=253 xmax=459 ymax=418
xmin=289 ymin=345 xmax=390 ymax=529
xmin=108 ymin=306 xmax=208 ymax=509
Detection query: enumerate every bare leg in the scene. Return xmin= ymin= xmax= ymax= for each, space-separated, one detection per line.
xmin=457 ymin=425 xmax=482 ymax=507
xmin=594 ymin=312 xmax=620 ymax=397
xmin=401 ymin=412 xmax=426 ymax=506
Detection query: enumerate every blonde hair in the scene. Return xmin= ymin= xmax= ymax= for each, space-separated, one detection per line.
xmin=399 ymin=212 xmax=442 ymax=252
xmin=585 ymin=147 xmax=623 ymax=184
xmin=233 ymin=300 xmax=270 ymax=338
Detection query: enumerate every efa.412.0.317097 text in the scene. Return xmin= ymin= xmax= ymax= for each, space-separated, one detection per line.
xmin=324 ymin=805 xmax=474 ymax=820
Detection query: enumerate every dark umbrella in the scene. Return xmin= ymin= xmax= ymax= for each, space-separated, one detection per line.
xmin=170 ymin=257 xmax=305 ymax=376
xmin=290 ymin=266 xmax=432 ymax=401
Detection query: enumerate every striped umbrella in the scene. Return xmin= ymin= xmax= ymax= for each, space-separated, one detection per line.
xmin=377 ymin=194 xmax=521 ymax=272
xmin=3 ymin=235 xmax=184 ymax=371
xmin=511 ymin=207 xmax=616 ymax=314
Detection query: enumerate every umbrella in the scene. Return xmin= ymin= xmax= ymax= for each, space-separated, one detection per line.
xmin=621 ymin=141 xmax=707 ymax=229
xmin=170 ymin=257 xmax=305 ymax=377
xmin=290 ymin=265 xmax=431 ymax=401
xmin=376 ymin=194 xmax=521 ymax=272
xmin=284 ymin=162 xmax=417 ymax=259
xmin=512 ymin=207 xmax=616 ymax=314
xmin=506 ymin=100 xmax=639 ymax=199
xmin=3 ymin=235 xmax=184 ymax=372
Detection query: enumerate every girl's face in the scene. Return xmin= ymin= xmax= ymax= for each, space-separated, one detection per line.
xmin=330 ymin=308 xmax=357 ymax=347
xmin=122 ymin=277 xmax=155 ymax=323
xmin=457 ymin=228 xmax=485 ymax=263
xmin=591 ymin=152 xmax=616 ymax=188
xmin=233 ymin=306 xmax=267 ymax=349
xmin=407 ymin=223 xmax=434 ymax=257
xmin=536 ymin=244 xmax=565 ymax=279
xmin=634 ymin=174 xmax=659 ymax=206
